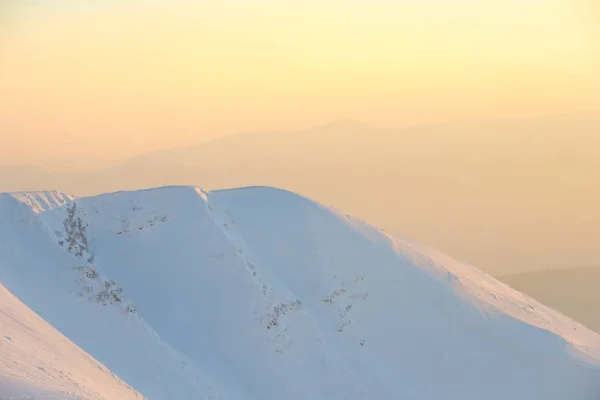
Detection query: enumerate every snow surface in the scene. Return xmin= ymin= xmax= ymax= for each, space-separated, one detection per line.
xmin=0 ymin=283 xmax=144 ymax=400
xmin=1 ymin=186 xmax=600 ymax=399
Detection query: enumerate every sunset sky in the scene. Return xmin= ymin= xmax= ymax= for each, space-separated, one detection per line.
xmin=0 ymin=0 xmax=598 ymax=166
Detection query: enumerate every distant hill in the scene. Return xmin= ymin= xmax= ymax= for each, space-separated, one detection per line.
xmin=500 ymin=266 xmax=600 ymax=334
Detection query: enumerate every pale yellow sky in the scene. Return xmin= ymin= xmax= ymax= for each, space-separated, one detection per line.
xmin=0 ymin=0 xmax=598 ymax=166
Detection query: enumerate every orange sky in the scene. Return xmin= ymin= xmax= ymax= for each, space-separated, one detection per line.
xmin=0 ymin=0 xmax=598 ymax=166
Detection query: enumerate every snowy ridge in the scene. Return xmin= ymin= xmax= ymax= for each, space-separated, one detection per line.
xmin=6 ymin=191 xmax=76 ymax=214
xmin=389 ymin=237 xmax=600 ymax=362
xmin=1 ymin=185 xmax=600 ymax=399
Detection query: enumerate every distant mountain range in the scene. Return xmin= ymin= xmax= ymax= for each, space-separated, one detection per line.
xmin=1 ymin=186 xmax=599 ymax=399
xmin=1 ymin=111 xmax=599 ymax=275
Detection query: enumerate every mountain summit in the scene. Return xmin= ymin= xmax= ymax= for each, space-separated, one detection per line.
xmin=1 ymin=186 xmax=599 ymax=399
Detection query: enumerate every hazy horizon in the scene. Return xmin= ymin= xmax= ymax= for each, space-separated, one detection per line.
xmin=1 ymin=110 xmax=599 ymax=168
xmin=2 ymin=0 xmax=600 ymax=166
xmin=1 ymin=1 xmax=600 ymax=276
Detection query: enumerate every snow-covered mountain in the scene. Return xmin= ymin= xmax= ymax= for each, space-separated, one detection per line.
xmin=0 ymin=283 xmax=144 ymax=399
xmin=1 ymin=186 xmax=599 ymax=399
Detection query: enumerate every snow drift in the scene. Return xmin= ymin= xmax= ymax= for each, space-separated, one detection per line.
xmin=1 ymin=186 xmax=599 ymax=399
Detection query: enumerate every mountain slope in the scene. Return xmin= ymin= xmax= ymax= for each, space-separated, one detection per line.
xmin=1 ymin=186 xmax=600 ymax=399
xmin=0 ymin=191 xmax=242 ymax=400
xmin=0 ymin=283 xmax=144 ymax=400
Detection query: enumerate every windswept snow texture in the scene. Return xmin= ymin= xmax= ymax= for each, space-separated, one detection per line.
xmin=1 ymin=186 xmax=600 ymax=400
xmin=0 ymin=284 xmax=144 ymax=400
